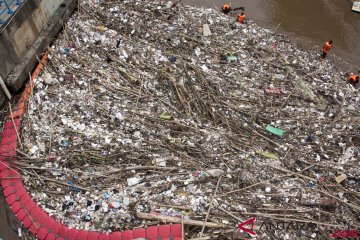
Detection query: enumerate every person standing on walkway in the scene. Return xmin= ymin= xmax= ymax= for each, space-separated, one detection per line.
xmin=320 ymin=40 xmax=332 ymax=59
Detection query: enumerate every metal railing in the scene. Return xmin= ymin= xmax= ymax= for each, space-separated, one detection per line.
xmin=0 ymin=0 xmax=24 ymax=25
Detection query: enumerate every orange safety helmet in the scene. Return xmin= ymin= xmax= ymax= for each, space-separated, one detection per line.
xmin=223 ymin=4 xmax=230 ymax=10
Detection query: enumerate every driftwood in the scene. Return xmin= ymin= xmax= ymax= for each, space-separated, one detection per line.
xmin=135 ymin=211 xmax=229 ymax=229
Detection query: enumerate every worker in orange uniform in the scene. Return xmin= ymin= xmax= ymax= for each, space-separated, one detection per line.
xmin=347 ymin=74 xmax=359 ymax=87
xmin=237 ymin=12 xmax=246 ymax=24
xmin=221 ymin=4 xmax=232 ymax=14
xmin=320 ymin=40 xmax=332 ymax=59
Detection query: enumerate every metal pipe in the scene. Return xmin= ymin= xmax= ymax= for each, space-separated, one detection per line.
xmin=0 ymin=75 xmax=12 ymax=100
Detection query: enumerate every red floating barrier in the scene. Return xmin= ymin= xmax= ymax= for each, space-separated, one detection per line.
xmin=58 ymin=226 xmax=70 ymax=238
xmin=0 ymin=160 xmax=10 ymax=171
xmin=45 ymin=232 xmax=56 ymax=240
xmin=16 ymin=208 xmax=28 ymax=221
xmin=6 ymin=194 xmax=19 ymax=205
xmin=146 ymin=226 xmax=159 ymax=239
xmin=67 ymin=228 xmax=79 ymax=240
xmin=77 ymin=230 xmax=88 ymax=240
xmin=88 ymin=231 xmax=100 ymax=240
xmin=29 ymin=205 xmax=42 ymax=220
xmin=121 ymin=230 xmax=133 ymax=240
xmin=10 ymin=200 xmax=22 ymax=214
xmin=29 ymin=222 xmax=41 ymax=235
xmin=48 ymin=220 xmax=62 ymax=235
xmin=3 ymin=186 xmax=16 ymax=197
xmin=109 ymin=232 xmax=122 ymax=240
xmin=133 ymin=228 xmax=146 ymax=238
xmin=36 ymin=227 xmax=49 ymax=240
xmin=171 ymin=224 xmax=182 ymax=237
xmin=98 ymin=233 xmax=110 ymax=240
xmin=159 ymin=225 xmax=171 ymax=238
xmin=23 ymin=216 xmax=34 ymax=228
xmin=3 ymin=119 xmax=21 ymax=129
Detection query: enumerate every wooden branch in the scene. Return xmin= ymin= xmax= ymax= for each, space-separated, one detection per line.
xmin=135 ymin=211 xmax=229 ymax=228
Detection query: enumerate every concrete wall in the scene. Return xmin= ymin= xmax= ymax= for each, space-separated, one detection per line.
xmin=0 ymin=0 xmax=75 ymax=106
xmin=0 ymin=0 xmax=62 ymax=80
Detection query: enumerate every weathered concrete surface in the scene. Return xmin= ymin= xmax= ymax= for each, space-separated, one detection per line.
xmin=0 ymin=0 xmax=76 ymax=107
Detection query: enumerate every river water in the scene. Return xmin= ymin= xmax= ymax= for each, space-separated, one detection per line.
xmin=184 ymin=0 xmax=360 ymax=71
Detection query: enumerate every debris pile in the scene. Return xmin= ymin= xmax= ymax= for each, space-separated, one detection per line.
xmin=17 ymin=0 xmax=360 ymax=239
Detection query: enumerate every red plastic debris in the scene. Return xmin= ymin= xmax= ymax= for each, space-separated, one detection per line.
xmin=109 ymin=232 xmax=122 ymax=240
xmin=264 ymin=87 xmax=282 ymax=94
xmin=170 ymin=224 xmax=182 ymax=237
xmin=98 ymin=233 xmax=110 ymax=240
xmin=133 ymin=228 xmax=146 ymax=238
xmin=121 ymin=230 xmax=133 ymax=240
xmin=67 ymin=228 xmax=79 ymax=240
xmin=146 ymin=226 xmax=159 ymax=239
xmin=88 ymin=231 xmax=100 ymax=240
xmin=77 ymin=230 xmax=88 ymax=240
xmin=159 ymin=225 xmax=171 ymax=238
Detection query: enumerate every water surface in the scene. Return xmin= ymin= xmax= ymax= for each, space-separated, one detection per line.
xmin=184 ymin=0 xmax=360 ymax=71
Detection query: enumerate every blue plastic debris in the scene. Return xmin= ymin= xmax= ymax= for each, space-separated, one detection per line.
xmin=68 ymin=180 xmax=79 ymax=192
xmin=308 ymin=181 xmax=316 ymax=188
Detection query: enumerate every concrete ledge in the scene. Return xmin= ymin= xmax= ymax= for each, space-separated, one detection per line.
xmin=5 ymin=0 xmax=76 ymax=93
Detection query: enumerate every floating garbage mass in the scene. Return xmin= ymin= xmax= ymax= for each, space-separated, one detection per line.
xmin=17 ymin=0 xmax=360 ymax=239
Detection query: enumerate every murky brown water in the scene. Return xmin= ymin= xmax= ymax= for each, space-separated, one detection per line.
xmin=184 ymin=0 xmax=360 ymax=71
